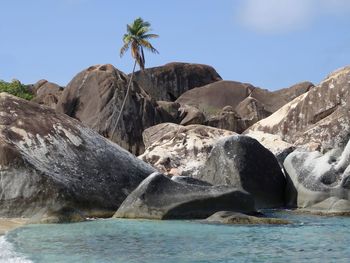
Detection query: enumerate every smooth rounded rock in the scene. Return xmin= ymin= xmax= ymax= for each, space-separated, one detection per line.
xmin=114 ymin=173 xmax=256 ymax=220
xmin=196 ymin=135 xmax=286 ymax=209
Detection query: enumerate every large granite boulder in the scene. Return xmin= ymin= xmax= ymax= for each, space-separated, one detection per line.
xmin=132 ymin=62 xmax=222 ymax=101
xmin=250 ymin=81 xmax=314 ymax=113
xmin=113 ymin=173 xmax=256 ymax=219
xmin=243 ymin=130 xmax=294 ymax=156
xmin=142 ymin=122 xmax=180 ymax=149
xmin=139 ymin=123 xmax=235 ymax=176
xmin=248 ymin=67 xmax=350 ymax=152
xmin=235 ymin=97 xmax=270 ymax=128
xmin=175 ymin=80 xmax=312 ymax=132
xmin=155 ymin=101 xmax=181 ymax=123
xmin=206 ymin=106 xmax=248 ymax=133
xmin=176 ymin=80 xmax=253 ymax=118
xmin=178 ymin=104 xmax=206 ymax=125
xmin=195 ymin=135 xmax=286 ymax=208
xmin=283 ymin=139 xmax=350 ymax=213
xmin=0 ymin=93 xmax=155 ymax=222
xmin=31 ymin=79 xmax=63 ymax=109
xmin=141 ymin=126 xmax=286 ymax=209
xmin=243 ymin=131 xmax=296 ymax=171
xmin=56 ymin=64 xmax=162 ymax=155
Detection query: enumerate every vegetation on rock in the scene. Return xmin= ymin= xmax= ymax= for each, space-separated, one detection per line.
xmin=0 ymin=79 xmax=33 ymax=100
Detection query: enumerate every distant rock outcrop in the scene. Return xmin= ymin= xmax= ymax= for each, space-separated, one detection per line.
xmin=176 ymin=80 xmax=252 ymax=117
xmin=31 ymin=79 xmax=63 ymax=109
xmin=113 ymin=172 xmax=256 ymax=219
xmin=248 ymin=67 xmax=350 ymax=152
xmin=250 ymin=81 xmax=314 ymax=113
xmin=175 ymin=80 xmax=313 ymax=133
xmin=0 ymin=93 xmax=155 ymax=222
xmin=206 ymin=106 xmax=247 ymax=133
xmin=132 ymin=62 xmax=222 ymax=101
xmin=56 ymin=64 xmax=162 ymax=155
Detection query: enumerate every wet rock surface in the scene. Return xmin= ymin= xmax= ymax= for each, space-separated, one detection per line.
xmin=205 ymin=211 xmax=290 ymax=225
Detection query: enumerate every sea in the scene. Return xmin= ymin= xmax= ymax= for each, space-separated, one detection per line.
xmin=1 ymin=211 xmax=350 ymax=263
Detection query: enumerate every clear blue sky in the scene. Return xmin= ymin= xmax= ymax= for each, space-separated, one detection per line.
xmin=1 ymin=0 xmax=350 ymax=90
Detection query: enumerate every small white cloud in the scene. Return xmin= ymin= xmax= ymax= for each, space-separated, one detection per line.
xmin=236 ymin=0 xmax=350 ymax=34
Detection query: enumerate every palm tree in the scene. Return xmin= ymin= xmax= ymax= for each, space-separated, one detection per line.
xmin=110 ymin=17 xmax=159 ymax=140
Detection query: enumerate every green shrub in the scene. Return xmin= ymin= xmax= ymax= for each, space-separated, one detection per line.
xmin=0 ymin=80 xmax=33 ymax=100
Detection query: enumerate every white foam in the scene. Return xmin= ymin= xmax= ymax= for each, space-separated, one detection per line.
xmin=0 ymin=236 xmax=32 ymax=263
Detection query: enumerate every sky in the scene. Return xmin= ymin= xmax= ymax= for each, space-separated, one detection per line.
xmin=1 ymin=0 xmax=350 ymax=90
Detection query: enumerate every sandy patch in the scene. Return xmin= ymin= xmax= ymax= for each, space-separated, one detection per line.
xmin=0 ymin=218 xmax=28 ymax=236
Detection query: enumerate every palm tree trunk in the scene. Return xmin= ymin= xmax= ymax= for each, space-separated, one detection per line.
xmin=110 ymin=59 xmax=137 ymax=140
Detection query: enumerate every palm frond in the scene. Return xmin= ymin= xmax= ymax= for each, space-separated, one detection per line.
xmin=136 ymin=27 xmax=150 ymax=36
xmin=139 ymin=39 xmax=159 ymax=54
xmin=142 ymin=33 xmax=159 ymax=39
xmin=120 ymin=42 xmax=130 ymax=57
xmin=122 ymin=34 xmax=132 ymax=43
xmin=126 ymin=24 xmax=133 ymax=34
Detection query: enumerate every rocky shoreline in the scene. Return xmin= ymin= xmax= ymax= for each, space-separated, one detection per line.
xmin=1 ymin=62 xmax=350 ymax=226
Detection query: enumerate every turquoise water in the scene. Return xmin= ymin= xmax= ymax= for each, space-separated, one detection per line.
xmin=2 ymin=211 xmax=350 ymax=263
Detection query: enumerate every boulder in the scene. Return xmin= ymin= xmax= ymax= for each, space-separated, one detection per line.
xmin=31 ymin=79 xmax=63 ymax=109
xmin=206 ymin=107 xmax=247 ymax=133
xmin=56 ymin=64 xmax=163 ymax=155
xmin=205 ymin=211 xmax=290 ymax=225
xmin=243 ymin=130 xmax=296 ymax=170
xmin=302 ymin=197 xmax=350 ymax=215
xmin=0 ymin=93 xmax=155 ymax=222
xmin=132 ymin=62 xmax=222 ymax=101
xmin=156 ymin=101 xmax=180 ymax=123
xmin=283 ymin=138 xmax=350 ymax=213
xmin=235 ymin=97 xmax=270 ymax=126
xmin=178 ymin=104 xmax=206 ymax=125
xmin=139 ymin=123 xmax=236 ymax=176
xmin=243 ymin=130 xmax=294 ymax=156
xmin=142 ymin=122 xmax=180 ymax=149
xmin=250 ymin=81 xmax=314 ymax=113
xmin=113 ymin=173 xmax=256 ymax=219
xmin=176 ymin=80 xmax=253 ymax=118
xmin=176 ymin=80 xmax=312 ymax=132
xmin=195 ymin=135 xmax=286 ymax=208
xmin=248 ymin=67 xmax=350 ymax=152
xmin=171 ymin=176 xmax=212 ymax=186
